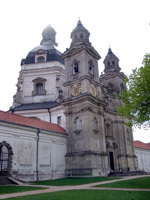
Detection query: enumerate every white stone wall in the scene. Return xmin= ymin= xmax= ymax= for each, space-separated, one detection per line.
xmin=13 ymin=60 xmax=65 ymax=106
xmin=51 ymin=105 xmax=66 ymax=130
xmin=0 ymin=121 xmax=67 ymax=182
xmin=13 ymin=105 xmax=66 ymax=130
xmin=135 ymin=147 xmax=150 ymax=172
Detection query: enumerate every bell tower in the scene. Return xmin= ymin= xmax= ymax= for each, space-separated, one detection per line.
xmin=62 ymin=20 xmax=109 ymax=176
xmin=100 ymin=48 xmax=126 ymax=94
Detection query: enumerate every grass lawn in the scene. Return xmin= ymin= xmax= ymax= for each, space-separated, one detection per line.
xmin=32 ymin=177 xmax=120 ymax=186
xmin=0 ymin=186 xmax=46 ymax=195
xmin=4 ymin=190 xmax=150 ymax=200
xmin=94 ymin=177 xmax=150 ymax=189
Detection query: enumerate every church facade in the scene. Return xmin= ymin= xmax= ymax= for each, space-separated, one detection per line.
xmin=0 ymin=20 xmax=137 ymax=181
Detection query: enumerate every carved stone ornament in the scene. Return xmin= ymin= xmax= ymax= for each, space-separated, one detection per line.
xmin=106 ymin=141 xmax=118 ymax=149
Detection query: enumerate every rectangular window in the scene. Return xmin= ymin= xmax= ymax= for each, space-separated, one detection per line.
xmin=36 ymin=83 xmax=43 ymax=95
xmin=57 ymin=116 xmax=61 ymax=125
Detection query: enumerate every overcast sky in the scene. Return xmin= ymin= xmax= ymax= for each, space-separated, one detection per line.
xmin=0 ymin=0 xmax=150 ymax=142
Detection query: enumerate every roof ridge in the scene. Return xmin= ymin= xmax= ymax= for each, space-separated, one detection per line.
xmin=134 ymin=140 xmax=150 ymax=150
xmin=0 ymin=110 xmax=66 ymax=134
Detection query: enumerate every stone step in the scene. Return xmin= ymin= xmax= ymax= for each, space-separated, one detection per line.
xmin=0 ymin=176 xmax=17 ymax=185
xmin=7 ymin=176 xmax=24 ymax=185
xmin=108 ymin=171 xmax=149 ymax=177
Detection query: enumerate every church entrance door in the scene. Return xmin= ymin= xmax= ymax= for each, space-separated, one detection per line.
xmin=109 ymin=151 xmax=115 ymax=171
xmin=0 ymin=145 xmax=9 ymax=176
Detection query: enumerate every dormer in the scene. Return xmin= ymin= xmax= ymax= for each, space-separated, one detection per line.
xmin=34 ymin=49 xmax=48 ymax=63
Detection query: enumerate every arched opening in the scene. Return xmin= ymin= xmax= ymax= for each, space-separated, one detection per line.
xmin=120 ymin=83 xmax=124 ymax=94
xmin=112 ymin=60 xmax=115 ymax=65
xmin=0 ymin=142 xmax=13 ymax=176
xmin=109 ymin=151 xmax=115 ymax=171
xmin=75 ymin=117 xmax=81 ymax=130
xmin=107 ymin=61 xmax=110 ymax=67
xmin=74 ymin=117 xmax=82 ymax=134
xmin=80 ymin=33 xmax=83 ymax=39
xmin=45 ymin=33 xmax=50 ymax=40
xmin=89 ymin=61 xmax=94 ymax=75
xmin=37 ymin=56 xmax=45 ymax=63
xmin=93 ymin=117 xmax=98 ymax=131
xmin=74 ymin=62 xmax=79 ymax=74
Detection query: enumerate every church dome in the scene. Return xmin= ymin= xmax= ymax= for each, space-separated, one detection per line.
xmin=71 ymin=20 xmax=89 ymax=34
xmin=104 ymin=48 xmax=118 ymax=60
xmin=103 ymin=48 xmax=120 ymax=73
xmin=42 ymin=24 xmax=56 ymax=42
xmin=70 ymin=20 xmax=90 ymax=45
xmin=24 ymin=25 xmax=64 ymax=65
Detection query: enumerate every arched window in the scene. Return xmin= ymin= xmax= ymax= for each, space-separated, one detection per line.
xmin=80 ymin=33 xmax=83 ymax=39
xmin=93 ymin=117 xmax=98 ymax=131
xmin=89 ymin=61 xmax=94 ymax=75
xmin=112 ymin=61 xmax=115 ymax=65
xmin=37 ymin=56 xmax=45 ymax=63
xmin=74 ymin=62 xmax=79 ymax=74
xmin=0 ymin=145 xmax=9 ymax=175
xmin=45 ymin=33 xmax=50 ymax=40
xmin=105 ymin=118 xmax=113 ymax=137
xmin=51 ymin=34 xmax=55 ymax=40
xmin=75 ymin=117 xmax=82 ymax=132
xmin=120 ymin=83 xmax=124 ymax=94
xmin=106 ymin=124 xmax=111 ymax=136
xmin=107 ymin=62 xmax=110 ymax=67
xmin=32 ymin=77 xmax=46 ymax=96
xmin=36 ymin=83 xmax=44 ymax=95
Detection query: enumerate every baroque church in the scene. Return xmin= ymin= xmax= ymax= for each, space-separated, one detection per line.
xmin=0 ymin=20 xmax=138 ymax=181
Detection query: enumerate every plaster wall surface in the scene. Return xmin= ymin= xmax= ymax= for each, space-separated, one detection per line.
xmin=135 ymin=147 xmax=150 ymax=172
xmin=0 ymin=121 xmax=67 ymax=182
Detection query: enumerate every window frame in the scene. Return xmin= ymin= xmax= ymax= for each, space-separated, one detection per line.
xmin=32 ymin=77 xmax=47 ymax=96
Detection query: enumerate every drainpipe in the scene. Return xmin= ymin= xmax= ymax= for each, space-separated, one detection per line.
xmin=36 ymin=128 xmax=41 ymax=181
xmin=48 ymin=108 xmax=51 ymax=123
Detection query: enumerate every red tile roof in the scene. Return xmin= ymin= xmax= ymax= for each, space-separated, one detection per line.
xmin=0 ymin=110 xmax=66 ymax=134
xmin=134 ymin=140 xmax=150 ymax=150
xmin=146 ymin=143 xmax=150 ymax=148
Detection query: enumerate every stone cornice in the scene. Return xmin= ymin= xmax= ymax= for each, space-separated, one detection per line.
xmin=62 ymin=45 xmax=100 ymax=60
xmin=63 ymin=75 xmax=101 ymax=87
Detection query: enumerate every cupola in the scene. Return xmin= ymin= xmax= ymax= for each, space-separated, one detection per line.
xmin=70 ymin=20 xmax=90 ymax=46
xmin=103 ymin=48 xmax=121 ymax=73
xmin=41 ymin=24 xmax=58 ymax=46
xmin=23 ymin=25 xmax=64 ymax=65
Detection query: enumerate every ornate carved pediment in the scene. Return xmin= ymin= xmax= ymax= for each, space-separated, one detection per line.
xmin=104 ymin=117 xmax=114 ymax=126
xmin=32 ymin=77 xmax=46 ymax=83
xmin=34 ymin=49 xmax=48 ymax=55
xmin=106 ymin=141 xmax=118 ymax=149
xmin=64 ymin=111 xmax=73 ymax=116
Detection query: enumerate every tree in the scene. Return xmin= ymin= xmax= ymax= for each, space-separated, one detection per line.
xmin=117 ymin=53 xmax=150 ymax=128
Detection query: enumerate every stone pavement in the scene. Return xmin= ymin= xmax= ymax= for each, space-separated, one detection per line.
xmin=0 ymin=175 xmax=150 ymax=199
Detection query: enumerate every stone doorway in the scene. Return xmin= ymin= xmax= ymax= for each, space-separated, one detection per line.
xmin=0 ymin=141 xmax=13 ymax=176
xmin=109 ymin=151 xmax=115 ymax=171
